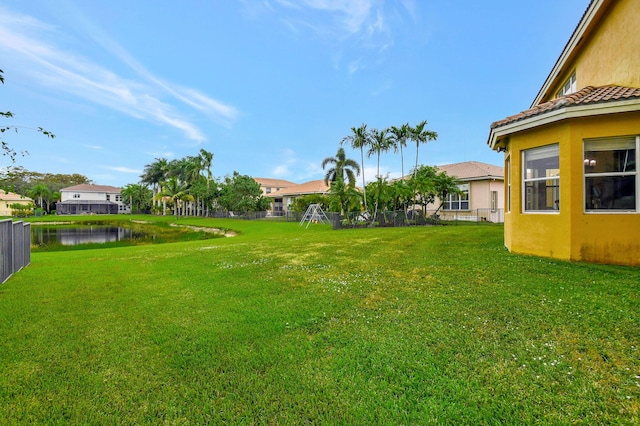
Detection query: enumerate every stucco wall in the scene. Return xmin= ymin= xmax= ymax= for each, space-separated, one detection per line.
xmin=552 ymin=0 xmax=640 ymax=96
xmin=504 ymin=111 xmax=640 ymax=265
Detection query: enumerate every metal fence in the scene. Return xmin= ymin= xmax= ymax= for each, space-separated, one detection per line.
xmin=0 ymin=219 xmax=31 ymax=284
xmin=332 ymin=208 xmax=504 ymax=229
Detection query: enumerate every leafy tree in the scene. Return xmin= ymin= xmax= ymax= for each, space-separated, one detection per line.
xmin=321 ymin=147 xmax=360 ymax=187
xmin=10 ymin=202 xmax=34 ymax=218
xmin=365 ymin=177 xmax=394 ymax=213
xmin=389 ymin=179 xmax=413 ymax=212
xmin=0 ymin=167 xmax=91 ymax=195
xmin=218 ymin=172 xmax=269 ymax=214
xmin=326 ymin=179 xmax=361 ymax=216
xmin=291 ymin=194 xmax=328 ymax=213
xmin=1 ymin=69 xmax=55 ymax=163
xmin=341 ymin=124 xmax=371 ymax=210
xmin=408 ymin=165 xmax=461 ymax=217
xmin=432 ymin=171 xmax=462 ymax=215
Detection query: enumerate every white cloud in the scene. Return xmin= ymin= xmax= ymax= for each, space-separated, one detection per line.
xmin=0 ymin=6 xmax=239 ymax=141
xmin=105 ymin=166 xmax=141 ymax=174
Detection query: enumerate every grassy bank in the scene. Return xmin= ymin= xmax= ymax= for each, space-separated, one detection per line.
xmin=1 ymin=219 xmax=638 ymax=424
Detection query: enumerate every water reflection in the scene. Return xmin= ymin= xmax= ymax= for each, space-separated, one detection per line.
xmin=32 ymin=226 xmax=138 ymax=246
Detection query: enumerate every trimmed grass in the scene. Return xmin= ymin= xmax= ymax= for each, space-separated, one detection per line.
xmin=1 ymin=218 xmax=638 ymax=424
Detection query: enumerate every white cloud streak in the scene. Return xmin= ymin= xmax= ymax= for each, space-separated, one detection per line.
xmin=0 ymin=7 xmax=239 ymax=141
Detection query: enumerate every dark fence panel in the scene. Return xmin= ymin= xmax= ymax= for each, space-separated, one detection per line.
xmin=331 ymin=209 xmax=504 ymax=230
xmin=1 ymin=220 xmax=31 ymax=284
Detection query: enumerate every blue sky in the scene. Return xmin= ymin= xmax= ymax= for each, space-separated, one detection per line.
xmin=1 ymin=0 xmax=589 ymax=187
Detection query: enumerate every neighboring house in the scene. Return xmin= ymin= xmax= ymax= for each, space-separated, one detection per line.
xmin=431 ymin=161 xmax=504 ymax=223
xmin=254 ymin=178 xmax=296 ymax=196
xmin=263 ymin=179 xmax=330 ymax=215
xmin=56 ymin=184 xmax=130 ymax=215
xmin=487 ymin=0 xmax=640 ymax=265
xmin=0 ymin=190 xmax=34 ymax=216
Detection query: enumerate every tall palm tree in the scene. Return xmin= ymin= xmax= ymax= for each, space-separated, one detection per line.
xmin=388 ymin=123 xmax=410 ymax=178
xmin=341 ymin=124 xmax=371 ymax=210
xmin=199 ymin=149 xmax=214 ymax=187
xmin=368 ymin=128 xmax=392 ymax=179
xmin=410 ymin=120 xmax=438 ymax=178
xmin=199 ymin=149 xmax=214 ymax=216
xmin=321 ymin=147 xmax=360 ymax=187
xmin=155 ymin=176 xmax=193 ymax=218
xmin=28 ymin=184 xmax=51 ymax=213
xmin=141 ymin=158 xmax=168 ymax=210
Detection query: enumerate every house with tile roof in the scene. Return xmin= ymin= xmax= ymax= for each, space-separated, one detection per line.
xmin=56 ymin=184 xmax=130 ymax=215
xmin=253 ymin=178 xmax=296 ymax=196
xmin=487 ymin=0 xmax=640 ymax=265
xmin=261 ymin=179 xmax=330 ymax=216
xmin=433 ymin=161 xmax=504 ymax=222
xmin=0 ymin=190 xmax=34 ymax=216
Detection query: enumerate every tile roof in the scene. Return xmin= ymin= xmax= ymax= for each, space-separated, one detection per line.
xmin=61 ymin=184 xmax=122 ymax=193
xmin=267 ymin=179 xmax=330 ymax=197
xmin=0 ymin=190 xmax=33 ymax=202
xmin=436 ymin=161 xmax=504 ymax=180
xmin=253 ymin=177 xmax=296 ymax=188
xmin=492 ymin=85 xmax=640 ymax=130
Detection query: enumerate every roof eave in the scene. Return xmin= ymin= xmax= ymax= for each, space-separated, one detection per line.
xmin=488 ymin=98 xmax=640 ymax=150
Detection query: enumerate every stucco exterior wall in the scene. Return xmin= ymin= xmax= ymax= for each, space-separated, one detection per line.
xmin=505 ymin=111 xmax=640 ymax=265
xmin=468 ymin=180 xmax=504 ymax=210
xmin=552 ymin=0 xmax=640 ymax=97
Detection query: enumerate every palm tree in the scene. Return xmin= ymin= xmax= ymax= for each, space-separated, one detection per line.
xmin=410 ymin=120 xmax=438 ymax=178
xmin=199 ymin=149 xmax=214 ymax=216
xmin=27 ymin=184 xmax=51 ymax=212
xmin=141 ymin=158 xmax=168 ymax=210
xmin=327 ymin=179 xmax=362 ymax=216
xmin=388 ymin=123 xmax=410 ymax=178
xmin=368 ymin=128 xmax=392 ymax=179
xmin=321 ymin=147 xmax=360 ymax=187
xmin=155 ymin=176 xmax=194 ymax=218
xmin=341 ymin=124 xmax=371 ymax=210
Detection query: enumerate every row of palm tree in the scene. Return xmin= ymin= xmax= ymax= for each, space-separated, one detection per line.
xmin=323 ymin=120 xmax=439 ymax=218
xmin=139 ymin=149 xmax=215 ymax=216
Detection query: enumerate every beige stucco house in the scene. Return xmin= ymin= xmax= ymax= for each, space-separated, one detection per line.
xmin=262 ymin=179 xmax=330 ymax=216
xmin=0 ymin=190 xmax=34 ymax=216
xmin=432 ymin=161 xmax=505 ymax=222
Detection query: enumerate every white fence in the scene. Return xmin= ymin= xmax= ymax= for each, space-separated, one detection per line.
xmin=0 ymin=219 xmax=31 ymax=284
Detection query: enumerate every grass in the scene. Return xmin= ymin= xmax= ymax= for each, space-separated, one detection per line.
xmin=0 ymin=217 xmax=638 ymax=424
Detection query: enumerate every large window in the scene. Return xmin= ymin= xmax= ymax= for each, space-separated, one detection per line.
xmin=523 ymin=144 xmax=560 ymax=212
xmin=584 ymin=137 xmax=638 ymax=212
xmin=444 ymin=183 xmax=469 ymax=210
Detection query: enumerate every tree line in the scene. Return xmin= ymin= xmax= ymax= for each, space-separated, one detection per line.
xmin=132 ymin=150 xmax=269 ymax=216
xmin=313 ymin=121 xmax=462 ymax=222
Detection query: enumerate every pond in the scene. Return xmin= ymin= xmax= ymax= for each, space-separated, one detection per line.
xmin=30 ymin=220 xmax=223 ymax=251
xmin=32 ymin=225 xmax=146 ymax=247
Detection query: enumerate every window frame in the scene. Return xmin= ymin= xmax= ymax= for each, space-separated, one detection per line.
xmin=443 ymin=183 xmax=470 ymax=211
xmin=583 ymin=136 xmax=639 ymax=213
xmin=557 ymin=71 xmax=576 ymax=97
xmin=522 ymin=143 xmax=560 ymax=213
xmin=506 ymin=154 xmax=511 ymax=213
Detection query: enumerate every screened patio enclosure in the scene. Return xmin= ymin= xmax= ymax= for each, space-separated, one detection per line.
xmin=56 ymin=200 xmax=120 ymax=215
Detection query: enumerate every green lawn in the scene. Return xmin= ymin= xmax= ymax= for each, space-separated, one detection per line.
xmin=1 ymin=218 xmax=638 ymax=424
